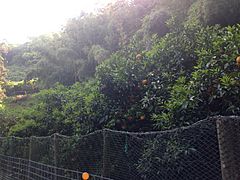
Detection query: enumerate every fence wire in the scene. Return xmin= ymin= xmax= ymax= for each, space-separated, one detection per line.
xmin=0 ymin=154 xmax=111 ymax=180
xmin=0 ymin=116 xmax=226 ymax=180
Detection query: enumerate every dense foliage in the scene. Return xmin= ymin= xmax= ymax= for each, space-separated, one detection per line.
xmin=1 ymin=0 xmax=240 ymax=137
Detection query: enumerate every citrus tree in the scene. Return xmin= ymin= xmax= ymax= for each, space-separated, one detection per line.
xmin=153 ymin=25 xmax=240 ymax=129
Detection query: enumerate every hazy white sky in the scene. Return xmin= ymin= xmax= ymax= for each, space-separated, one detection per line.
xmin=0 ymin=0 xmax=114 ymax=44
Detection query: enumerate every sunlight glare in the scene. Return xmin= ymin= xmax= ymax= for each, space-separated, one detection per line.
xmin=0 ymin=0 xmax=114 ymax=44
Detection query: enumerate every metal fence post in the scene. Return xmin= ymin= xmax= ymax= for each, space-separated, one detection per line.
xmin=102 ymin=129 xmax=110 ymax=178
xmin=27 ymin=136 xmax=33 ymax=180
xmin=216 ymin=117 xmax=240 ymax=180
xmin=53 ymin=133 xmax=57 ymax=180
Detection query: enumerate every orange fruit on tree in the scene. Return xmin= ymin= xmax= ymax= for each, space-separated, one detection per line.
xmin=236 ymin=56 xmax=240 ymax=66
xmin=142 ymin=79 xmax=148 ymax=85
xmin=140 ymin=115 xmax=145 ymax=121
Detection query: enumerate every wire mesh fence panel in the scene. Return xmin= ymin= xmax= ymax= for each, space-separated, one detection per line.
xmin=9 ymin=137 xmax=30 ymax=159
xmin=56 ymin=131 xmax=104 ymax=176
xmin=30 ymin=136 xmax=55 ymax=166
xmin=0 ymin=137 xmax=30 ymax=158
xmin=102 ymin=130 xmax=145 ymax=179
xmin=0 ymin=154 xmax=111 ymax=180
xmin=103 ymin=118 xmax=221 ymax=180
xmin=0 ymin=116 xmax=228 ymax=180
xmin=134 ymin=119 xmax=221 ymax=180
xmin=0 ymin=137 xmax=11 ymax=156
xmin=0 ymin=154 xmax=28 ymax=180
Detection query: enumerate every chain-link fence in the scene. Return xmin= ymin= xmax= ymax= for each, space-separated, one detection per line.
xmin=1 ymin=116 xmax=238 ymax=180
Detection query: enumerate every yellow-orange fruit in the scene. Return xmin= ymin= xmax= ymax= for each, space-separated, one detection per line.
xmin=236 ymin=56 xmax=240 ymax=66
xmin=142 ymin=79 xmax=148 ymax=85
xmin=140 ymin=115 xmax=145 ymax=121
xmin=82 ymin=172 xmax=90 ymax=180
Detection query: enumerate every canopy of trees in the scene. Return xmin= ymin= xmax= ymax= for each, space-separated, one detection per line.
xmin=1 ymin=0 xmax=240 ymax=137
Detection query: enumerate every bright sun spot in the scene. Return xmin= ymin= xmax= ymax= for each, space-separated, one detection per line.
xmin=0 ymin=0 xmax=114 ymax=44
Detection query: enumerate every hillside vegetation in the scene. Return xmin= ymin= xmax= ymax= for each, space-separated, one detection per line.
xmin=1 ymin=0 xmax=240 ymax=137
